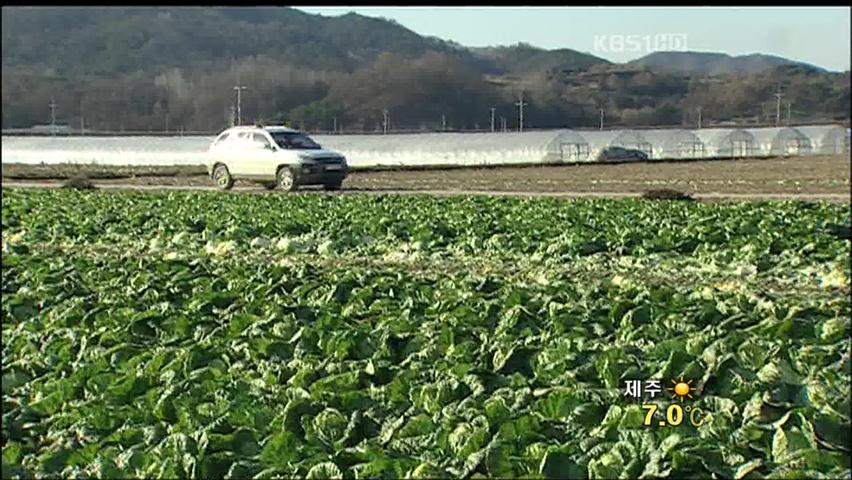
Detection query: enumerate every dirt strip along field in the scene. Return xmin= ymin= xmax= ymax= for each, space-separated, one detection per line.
xmin=2 ymin=155 xmax=849 ymax=196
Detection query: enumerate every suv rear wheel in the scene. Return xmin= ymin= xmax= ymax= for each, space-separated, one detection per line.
xmin=212 ymin=164 xmax=234 ymax=190
xmin=277 ymin=166 xmax=297 ymax=192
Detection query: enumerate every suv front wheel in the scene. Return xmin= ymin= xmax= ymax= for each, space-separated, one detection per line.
xmin=277 ymin=166 xmax=297 ymax=192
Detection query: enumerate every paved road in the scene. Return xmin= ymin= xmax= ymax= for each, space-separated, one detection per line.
xmin=3 ymin=181 xmax=850 ymax=202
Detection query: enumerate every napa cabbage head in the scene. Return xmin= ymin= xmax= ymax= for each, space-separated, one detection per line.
xmin=818 ymin=268 xmax=848 ymax=289
xmin=250 ymin=237 xmax=271 ymax=249
xmin=148 ymin=236 xmax=163 ymax=251
xmin=734 ymin=263 xmax=757 ymax=277
xmin=205 ymin=240 xmax=237 ymax=257
xmin=713 ymin=279 xmax=745 ymax=293
xmin=4 ymin=231 xmax=25 ymax=244
xmin=317 ymin=239 xmax=334 ymax=256
xmin=275 ymin=235 xmax=314 ymax=254
xmin=820 ymin=317 xmax=848 ymax=341
xmin=171 ymin=231 xmax=190 ymax=245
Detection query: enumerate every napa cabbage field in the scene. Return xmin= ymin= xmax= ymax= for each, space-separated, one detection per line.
xmin=1 ymin=189 xmax=850 ymax=479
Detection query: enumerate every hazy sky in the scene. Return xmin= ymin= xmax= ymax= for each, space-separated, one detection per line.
xmin=297 ymin=7 xmax=851 ymax=71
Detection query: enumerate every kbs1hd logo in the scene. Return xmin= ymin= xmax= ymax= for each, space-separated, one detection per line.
xmin=624 ymin=377 xmax=706 ymax=428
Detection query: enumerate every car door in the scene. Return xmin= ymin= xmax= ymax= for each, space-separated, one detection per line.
xmin=209 ymin=131 xmax=232 ymax=168
xmin=247 ymin=133 xmax=277 ymax=178
xmin=226 ymin=132 xmax=254 ymax=176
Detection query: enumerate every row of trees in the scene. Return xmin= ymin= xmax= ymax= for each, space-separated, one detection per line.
xmin=3 ymin=52 xmax=849 ymax=133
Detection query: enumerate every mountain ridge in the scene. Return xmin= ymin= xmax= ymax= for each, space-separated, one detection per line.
xmin=1 ymin=6 xmax=848 ymax=131
xmin=4 ymin=6 xmax=833 ymax=77
xmin=627 ymin=50 xmax=830 ymax=75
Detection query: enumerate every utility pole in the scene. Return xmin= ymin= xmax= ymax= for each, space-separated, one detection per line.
xmin=515 ymin=92 xmax=527 ymax=132
xmin=382 ymin=109 xmax=389 ymax=134
xmin=233 ymin=85 xmax=247 ymax=126
xmin=441 ymin=113 xmax=446 ymax=131
xmin=490 ymin=107 xmax=496 ymax=133
xmin=48 ymin=98 xmax=57 ymax=136
xmin=599 ymin=108 xmax=604 ymax=130
xmin=786 ymin=102 xmax=791 ymax=125
xmin=501 ymin=116 xmax=507 ymax=132
xmin=774 ymin=87 xmax=783 ymax=127
xmin=697 ymin=106 xmax=702 ymax=129
xmin=333 ymin=117 xmax=337 ymax=134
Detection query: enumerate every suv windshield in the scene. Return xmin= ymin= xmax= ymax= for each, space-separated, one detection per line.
xmin=269 ymin=131 xmax=322 ymax=150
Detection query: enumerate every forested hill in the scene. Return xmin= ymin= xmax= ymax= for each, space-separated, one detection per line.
xmin=2 ymin=7 xmax=848 ymax=132
xmin=1 ymin=7 xmax=453 ymax=75
xmin=1 ymin=7 xmax=609 ymax=76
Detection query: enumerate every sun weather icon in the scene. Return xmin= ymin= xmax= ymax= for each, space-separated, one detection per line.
xmin=667 ymin=377 xmax=700 ymax=402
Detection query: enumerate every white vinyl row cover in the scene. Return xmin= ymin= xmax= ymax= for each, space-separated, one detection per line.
xmin=692 ymin=128 xmax=758 ymax=158
xmin=1 ymin=136 xmax=214 ymax=165
xmin=0 ymin=123 xmax=846 ymax=168
xmin=313 ymin=130 xmax=591 ymax=167
xmin=637 ymin=129 xmax=706 ymax=160
xmin=795 ymin=125 xmax=848 ymax=154
xmin=748 ymin=127 xmax=813 ymax=157
xmin=578 ymin=130 xmax=653 ymax=161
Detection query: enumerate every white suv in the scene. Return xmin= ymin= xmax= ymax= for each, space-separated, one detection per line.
xmin=207 ymin=125 xmax=348 ymax=191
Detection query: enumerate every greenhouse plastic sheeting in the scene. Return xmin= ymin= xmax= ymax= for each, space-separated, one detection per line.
xmin=1 ymin=136 xmax=213 ymax=165
xmin=578 ymin=130 xmax=653 ymax=160
xmin=1 ymin=124 xmax=842 ymax=168
xmin=748 ymin=127 xmax=813 ymax=156
xmin=638 ymin=129 xmax=706 ymax=160
xmin=692 ymin=128 xmax=757 ymax=158
xmin=313 ymin=130 xmax=590 ymax=166
xmin=796 ymin=125 xmax=848 ymax=154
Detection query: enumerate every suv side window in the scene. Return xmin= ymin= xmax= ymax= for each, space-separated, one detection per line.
xmin=252 ymin=133 xmax=273 ymax=150
xmin=214 ymin=132 xmax=230 ymax=145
